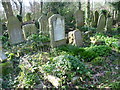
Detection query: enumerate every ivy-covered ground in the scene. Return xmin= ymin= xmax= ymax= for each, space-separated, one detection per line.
xmin=1 ymin=27 xmax=120 ymax=89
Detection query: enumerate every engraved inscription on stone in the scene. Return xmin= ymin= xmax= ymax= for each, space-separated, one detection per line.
xmin=53 ymin=18 xmax=65 ymax=41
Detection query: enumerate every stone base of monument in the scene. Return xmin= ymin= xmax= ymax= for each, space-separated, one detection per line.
xmin=51 ymin=39 xmax=66 ymax=48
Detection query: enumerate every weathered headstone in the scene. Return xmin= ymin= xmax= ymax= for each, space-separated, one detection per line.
xmin=49 ymin=14 xmax=66 ymax=48
xmin=96 ymin=14 xmax=106 ymax=33
xmin=7 ymin=16 xmax=24 ymax=44
xmin=68 ymin=30 xmax=83 ymax=46
xmin=38 ymin=15 xmax=49 ymax=34
xmin=90 ymin=11 xmax=95 ymax=26
xmin=94 ymin=11 xmax=99 ymax=27
xmin=47 ymin=12 xmax=54 ymax=19
xmin=74 ymin=10 xmax=84 ymax=28
xmin=23 ymin=24 xmax=37 ymax=39
xmin=0 ymin=19 xmax=7 ymax=61
xmin=105 ymin=17 xmax=113 ymax=32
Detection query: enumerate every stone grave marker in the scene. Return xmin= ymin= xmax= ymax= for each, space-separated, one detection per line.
xmin=90 ymin=11 xmax=95 ymax=26
xmin=23 ymin=24 xmax=37 ymax=39
xmin=68 ymin=30 xmax=83 ymax=46
xmin=7 ymin=16 xmax=24 ymax=44
xmin=97 ymin=14 xmax=106 ymax=33
xmin=38 ymin=15 xmax=49 ymax=34
xmin=105 ymin=17 xmax=113 ymax=32
xmin=74 ymin=10 xmax=84 ymax=28
xmin=49 ymin=14 xmax=66 ymax=48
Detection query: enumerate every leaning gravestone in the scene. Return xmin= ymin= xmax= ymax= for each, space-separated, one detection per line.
xmin=96 ymin=14 xmax=106 ymax=33
xmin=38 ymin=15 xmax=49 ymax=34
xmin=94 ymin=11 xmax=99 ymax=27
xmin=0 ymin=19 xmax=7 ymax=61
xmin=74 ymin=10 xmax=84 ymax=28
xmin=49 ymin=14 xmax=66 ymax=48
xmin=105 ymin=17 xmax=113 ymax=32
xmin=68 ymin=30 xmax=83 ymax=46
xmin=7 ymin=16 xmax=24 ymax=44
xmin=23 ymin=24 xmax=37 ymax=39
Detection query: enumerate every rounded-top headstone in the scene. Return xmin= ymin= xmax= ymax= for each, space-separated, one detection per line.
xmin=38 ymin=15 xmax=49 ymax=34
xmin=74 ymin=10 xmax=84 ymax=28
xmin=97 ymin=14 xmax=106 ymax=33
xmin=105 ymin=17 xmax=113 ymax=32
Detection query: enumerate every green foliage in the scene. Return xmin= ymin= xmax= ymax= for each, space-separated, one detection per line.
xmin=55 ymin=45 xmax=111 ymax=62
xmin=109 ymin=82 xmax=120 ymax=89
xmin=100 ymin=9 xmax=108 ymax=17
xmin=42 ymin=55 xmax=91 ymax=82
xmin=91 ymin=33 xmax=119 ymax=50
xmin=110 ymin=1 xmax=120 ymax=12
xmin=45 ymin=2 xmax=71 ymax=14
xmin=27 ymin=34 xmax=50 ymax=43
xmin=25 ymin=13 xmax=32 ymax=21
xmin=85 ymin=45 xmax=111 ymax=57
xmin=80 ymin=45 xmax=111 ymax=61
xmin=0 ymin=62 xmax=13 ymax=76
xmin=56 ymin=45 xmax=85 ymax=56
xmin=81 ymin=26 xmax=96 ymax=32
xmin=91 ymin=57 xmax=104 ymax=65
xmin=17 ymin=15 xmax=22 ymax=22
xmin=45 ymin=2 xmax=76 ymax=29
xmin=80 ymin=48 xmax=97 ymax=62
xmin=35 ymin=20 xmax=39 ymax=29
xmin=18 ymin=64 xmax=39 ymax=88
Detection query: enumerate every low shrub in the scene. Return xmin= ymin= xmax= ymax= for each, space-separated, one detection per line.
xmin=90 ymin=33 xmax=119 ymax=50
xmin=42 ymin=55 xmax=91 ymax=83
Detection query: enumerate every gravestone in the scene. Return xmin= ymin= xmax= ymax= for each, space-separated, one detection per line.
xmin=68 ymin=30 xmax=83 ymax=46
xmin=97 ymin=14 xmax=106 ymax=33
xmin=49 ymin=14 xmax=66 ymax=48
xmin=23 ymin=24 xmax=37 ymax=39
xmin=38 ymin=15 xmax=49 ymax=34
xmin=105 ymin=17 xmax=113 ymax=32
xmin=7 ymin=16 xmax=24 ymax=44
xmin=94 ymin=11 xmax=99 ymax=27
xmin=0 ymin=19 xmax=7 ymax=61
xmin=74 ymin=10 xmax=84 ymax=28
xmin=47 ymin=12 xmax=54 ymax=19
xmin=90 ymin=11 xmax=95 ymax=26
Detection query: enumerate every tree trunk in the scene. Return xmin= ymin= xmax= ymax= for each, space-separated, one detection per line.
xmin=19 ymin=1 xmax=23 ymax=15
xmin=86 ymin=0 xmax=90 ymax=19
xmin=78 ymin=2 xmax=81 ymax=10
xmin=2 ymin=1 xmax=13 ymax=19
xmin=2 ymin=0 xmax=24 ymax=44
xmin=118 ymin=11 xmax=120 ymax=22
xmin=40 ymin=0 xmax=43 ymax=14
